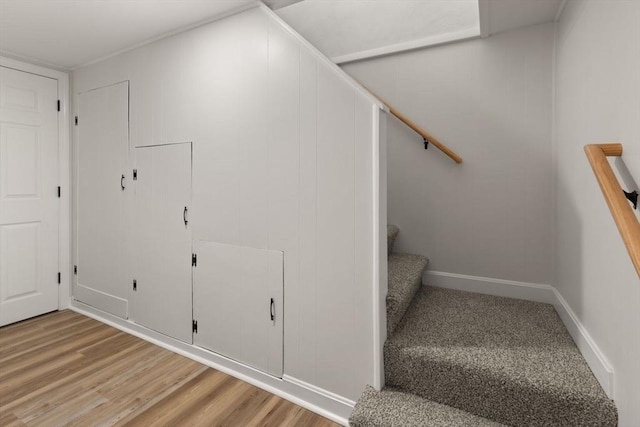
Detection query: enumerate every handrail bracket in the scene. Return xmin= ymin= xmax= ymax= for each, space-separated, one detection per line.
xmin=623 ymin=190 xmax=638 ymax=210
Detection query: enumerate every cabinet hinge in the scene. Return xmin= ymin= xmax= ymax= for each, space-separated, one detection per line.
xmin=57 ymin=272 xmax=61 ymax=284
xmin=133 ymin=279 xmax=137 ymax=291
xmin=57 ymin=186 xmax=61 ymax=198
xmin=75 ymin=116 xmax=78 ymax=126
xmin=57 ymin=100 xmax=61 ymax=112
xmin=192 ymin=253 xmax=197 ymax=267
xmin=74 ymin=265 xmax=78 ymax=275
xmin=133 ymin=169 xmax=137 ymax=181
xmin=192 ymin=319 xmax=198 ymax=333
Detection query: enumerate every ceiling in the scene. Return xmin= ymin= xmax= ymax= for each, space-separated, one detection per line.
xmin=276 ymin=0 xmax=481 ymax=64
xmin=277 ymin=0 xmax=565 ymax=63
xmin=0 ymin=0 xmax=565 ymax=71
xmin=482 ymin=0 xmax=564 ymax=36
xmin=0 ymin=0 xmax=257 ymax=69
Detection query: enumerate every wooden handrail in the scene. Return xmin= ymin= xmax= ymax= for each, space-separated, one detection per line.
xmin=585 ymin=143 xmax=640 ymax=277
xmin=361 ymin=87 xmax=463 ymax=164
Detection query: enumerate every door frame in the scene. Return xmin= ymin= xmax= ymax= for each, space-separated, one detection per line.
xmin=0 ymin=56 xmax=71 ymax=310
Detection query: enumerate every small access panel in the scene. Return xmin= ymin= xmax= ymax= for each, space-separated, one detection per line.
xmin=193 ymin=241 xmax=284 ymax=378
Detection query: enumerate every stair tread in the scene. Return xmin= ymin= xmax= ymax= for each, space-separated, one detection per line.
xmin=387 ymin=224 xmax=399 ymax=255
xmin=386 ymin=253 xmax=428 ymax=336
xmin=385 ymin=286 xmax=617 ymax=426
xmin=349 ymin=385 xmax=504 ymax=427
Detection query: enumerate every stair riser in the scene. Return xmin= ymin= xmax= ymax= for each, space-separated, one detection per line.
xmin=385 ymin=253 xmax=428 ymax=337
xmin=386 ymin=274 xmax=421 ymax=336
xmin=387 ymin=225 xmax=399 ymax=256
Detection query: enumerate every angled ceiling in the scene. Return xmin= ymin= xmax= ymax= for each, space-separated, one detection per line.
xmin=0 ymin=0 xmax=565 ymax=71
xmin=276 ymin=0 xmax=481 ymax=64
xmin=482 ymin=0 xmax=564 ymax=36
xmin=276 ymin=0 xmax=564 ymax=63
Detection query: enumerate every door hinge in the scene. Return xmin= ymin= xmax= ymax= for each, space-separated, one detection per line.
xmin=133 ymin=169 xmax=137 ymax=181
xmin=192 ymin=319 xmax=198 ymax=334
xmin=74 ymin=265 xmax=78 ymax=275
xmin=57 ymin=100 xmax=61 ymax=112
xmin=57 ymin=186 xmax=61 ymax=198
xmin=58 ymin=272 xmax=61 ymax=284
xmin=74 ymin=116 xmax=78 ymax=126
xmin=192 ymin=253 xmax=197 ymax=267
xmin=132 ymin=279 xmax=137 ymax=291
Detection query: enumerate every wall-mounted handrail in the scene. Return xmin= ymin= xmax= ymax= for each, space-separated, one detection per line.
xmin=585 ymin=143 xmax=640 ymax=277
xmin=362 ymin=87 xmax=463 ymax=164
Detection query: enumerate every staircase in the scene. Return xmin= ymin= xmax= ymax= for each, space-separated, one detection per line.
xmin=350 ymin=226 xmax=617 ymax=427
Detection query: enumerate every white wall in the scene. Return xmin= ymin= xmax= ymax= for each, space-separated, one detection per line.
xmin=554 ymin=1 xmax=640 ymax=425
xmin=344 ymin=23 xmax=555 ymax=288
xmin=73 ymin=5 xmax=383 ymax=406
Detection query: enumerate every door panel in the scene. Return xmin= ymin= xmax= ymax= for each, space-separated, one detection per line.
xmin=76 ymin=82 xmax=129 ymax=318
xmin=0 ymin=66 xmax=58 ymax=326
xmin=194 ymin=241 xmax=283 ymax=378
xmin=132 ymin=143 xmax=192 ymax=343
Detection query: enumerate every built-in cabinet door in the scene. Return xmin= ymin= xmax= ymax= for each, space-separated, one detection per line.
xmin=132 ymin=143 xmax=192 ymax=343
xmin=0 ymin=66 xmax=59 ymax=326
xmin=76 ymin=81 xmax=129 ymax=318
xmin=194 ymin=241 xmax=284 ymax=378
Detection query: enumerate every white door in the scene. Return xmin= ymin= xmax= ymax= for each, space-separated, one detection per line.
xmin=75 ymin=82 xmax=129 ymax=318
xmin=194 ymin=241 xmax=284 ymax=377
xmin=132 ymin=143 xmax=192 ymax=343
xmin=0 ymin=66 xmax=59 ymax=326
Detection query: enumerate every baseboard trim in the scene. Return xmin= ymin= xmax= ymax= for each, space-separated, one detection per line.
xmin=424 ymin=270 xmax=556 ymax=303
xmin=74 ymin=284 xmax=128 ymax=318
xmin=424 ymin=270 xmax=615 ymax=399
xmin=283 ymin=375 xmax=356 ymax=407
xmin=551 ymin=289 xmax=615 ymax=399
xmin=69 ymin=300 xmax=352 ymax=426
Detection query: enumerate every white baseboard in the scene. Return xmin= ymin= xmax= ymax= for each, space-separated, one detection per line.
xmin=283 ymin=375 xmax=356 ymax=407
xmin=74 ymin=284 xmax=128 ymax=318
xmin=69 ymin=300 xmax=352 ymax=426
xmin=551 ymin=289 xmax=615 ymax=399
xmin=424 ymin=270 xmax=615 ymax=399
xmin=424 ymin=270 xmax=556 ymax=303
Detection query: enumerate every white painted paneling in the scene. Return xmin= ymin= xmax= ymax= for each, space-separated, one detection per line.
xmin=343 ymin=23 xmax=555 ymax=287
xmin=132 ymin=143 xmax=192 ymax=343
xmin=73 ymin=5 xmax=382 ymax=404
xmin=316 ymin=61 xmax=356 ymax=398
xmin=188 ymin=10 xmax=269 ymax=247
xmin=76 ymin=81 xmax=129 ymax=318
xmin=555 ymin=1 xmax=640 ymax=424
xmin=0 ymin=66 xmax=59 ymax=326
xmin=296 ymin=45 xmax=318 ymax=383
xmin=193 ymin=241 xmax=284 ymax=378
xmin=353 ymin=96 xmax=375 ymax=393
xmin=267 ymin=19 xmax=301 ymax=379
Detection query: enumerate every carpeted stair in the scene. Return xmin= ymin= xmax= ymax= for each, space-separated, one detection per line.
xmin=350 ymin=225 xmax=617 ymax=427
xmin=350 ymin=386 xmax=504 ymax=427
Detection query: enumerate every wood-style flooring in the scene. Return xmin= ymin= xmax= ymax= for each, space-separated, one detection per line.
xmin=0 ymin=310 xmax=340 ymax=426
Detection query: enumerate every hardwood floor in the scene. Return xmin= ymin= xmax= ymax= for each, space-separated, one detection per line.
xmin=0 ymin=310 xmax=340 ymax=426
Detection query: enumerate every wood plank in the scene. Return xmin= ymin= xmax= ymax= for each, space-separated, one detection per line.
xmin=0 ymin=310 xmax=339 ymax=427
